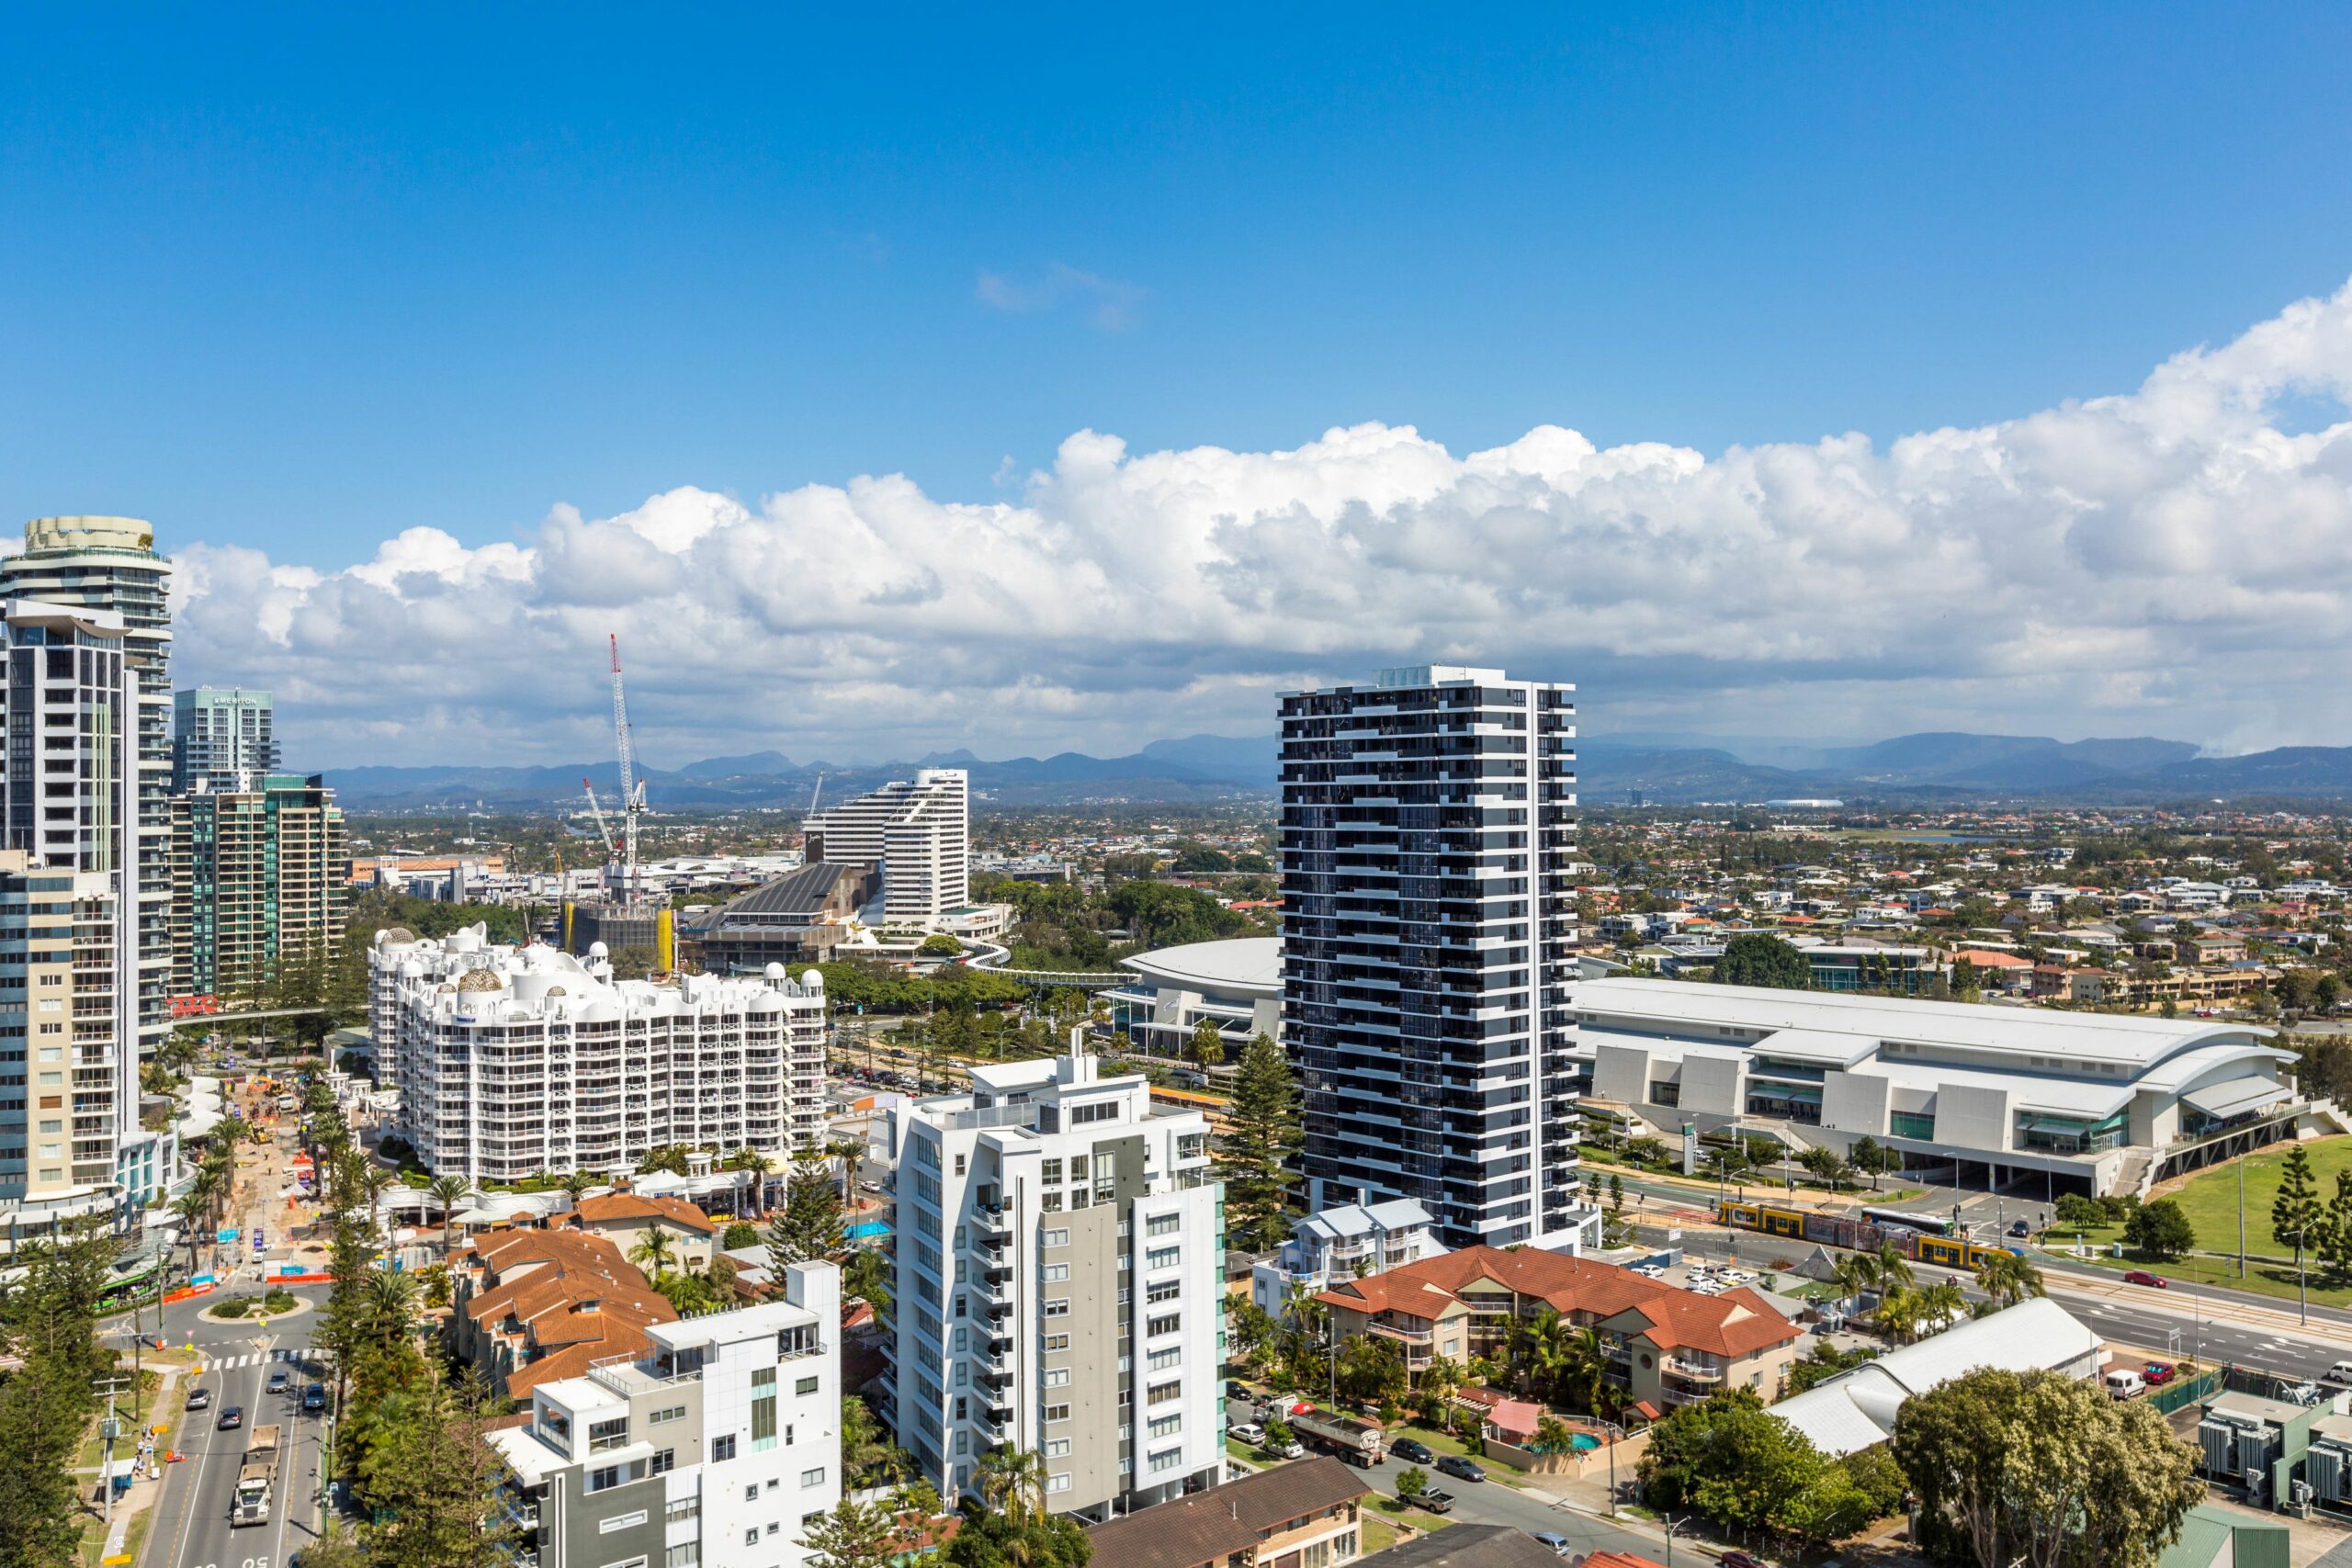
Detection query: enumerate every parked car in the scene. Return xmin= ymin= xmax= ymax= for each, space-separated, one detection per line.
xmin=1226 ymin=1381 xmax=1250 ymax=1400
xmin=186 ymin=1386 xmax=212 ymax=1411
xmin=1532 ymin=1531 xmax=1576 ymax=1556
xmin=1435 ymin=1454 xmax=1487 ymax=1483
xmin=266 ymin=1369 xmax=290 ymax=1394
xmin=2103 ymin=1370 xmax=2146 ymax=1400
xmin=1391 ymin=1438 xmax=1436 ymax=1465
xmin=1404 ymin=1486 xmax=1454 ymax=1514
xmin=217 ymin=1404 xmax=244 ymax=1430
xmin=2143 ymin=1362 xmax=2176 ymax=1386
xmin=2122 ymin=1269 xmax=2168 ymax=1288
xmin=1721 ymin=1552 xmax=1771 ymax=1568
xmin=1228 ymin=1423 xmax=1265 ymax=1447
xmin=303 ymin=1383 xmax=328 ymax=1414
xmin=1269 ymin=1438 xmax=1306 ymax=1460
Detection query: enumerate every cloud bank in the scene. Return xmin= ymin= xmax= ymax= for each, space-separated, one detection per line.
xmin=173 ymin=278 xmax=2352 ymax=768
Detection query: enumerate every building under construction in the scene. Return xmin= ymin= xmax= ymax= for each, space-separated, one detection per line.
xmin=562 ymin=634 xmax=670 ymax=968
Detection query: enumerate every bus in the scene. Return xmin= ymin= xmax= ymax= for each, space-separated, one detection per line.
xmin=1860 ymin=1206 xmax=1955 ymax=1237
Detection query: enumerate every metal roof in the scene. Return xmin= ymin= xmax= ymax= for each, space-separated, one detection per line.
xmin=1119 ymin=936 xmax=1281 ymax=998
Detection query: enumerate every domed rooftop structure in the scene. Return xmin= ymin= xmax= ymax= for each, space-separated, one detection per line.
xmin=456 ymin=968 xmax=505 ymax=994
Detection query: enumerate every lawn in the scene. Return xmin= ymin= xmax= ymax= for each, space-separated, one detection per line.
xmin=1365 ymin=1495 xmax=1454 ymax=1537
xmin=1391 ymin=1421 xmax=1528 ymax=1489
xmin=2045 ymin=1135 xmax=2352 ymax=1310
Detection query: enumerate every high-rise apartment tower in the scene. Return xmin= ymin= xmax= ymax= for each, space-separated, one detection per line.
xmin=173 ymin=686 xmax=277 ymax=793
xmin=801 ymin=768 xmax=969 ymax=929
xmin=1279 ymin=665 xmax=1587 ymax=1249
xmin=169 ymin=773 xmax=348 ymax=1003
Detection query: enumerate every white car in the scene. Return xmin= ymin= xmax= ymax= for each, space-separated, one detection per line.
xmin=1228 ymin=1422 xmax=1265 ymax=1446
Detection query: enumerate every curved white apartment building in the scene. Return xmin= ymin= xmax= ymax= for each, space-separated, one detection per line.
xmin=368 ymin=925 xmax=828 ymax=1182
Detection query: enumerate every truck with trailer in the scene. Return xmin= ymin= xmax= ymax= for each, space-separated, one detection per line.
xmin=232 ymin=1424 xmax=281 ymax=1527
xmin=1293 ymin=1409 xmax=1386 ymax=1468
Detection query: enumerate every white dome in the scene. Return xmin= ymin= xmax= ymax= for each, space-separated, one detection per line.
xmin=588 ymin=941 xmax=610 ymax=959
xmin=763 ymin=962 xmax=787 ymax=980
xmin=798 ymin=967 xmax=825 ymax=989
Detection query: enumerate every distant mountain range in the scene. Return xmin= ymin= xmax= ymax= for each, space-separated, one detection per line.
xmin=321 ymin=728 xmax=2352 ymax=812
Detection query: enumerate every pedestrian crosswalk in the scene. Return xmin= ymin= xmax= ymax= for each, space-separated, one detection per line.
xmin=200 ymin=1346 xmax=333 ymax=1371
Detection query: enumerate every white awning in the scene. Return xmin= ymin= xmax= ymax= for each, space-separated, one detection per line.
xmin=2181 ymin=1078 xmax=2290 ymax=1120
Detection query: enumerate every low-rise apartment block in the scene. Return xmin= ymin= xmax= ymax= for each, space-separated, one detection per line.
xmin=879 ymin=1049 xmax=1224 ymax=1522
xmin=1250 ymin=1198 xmax=1440 ymax=1317
xmin=573 ymin=1190 xmax=719 ymax=1272
xmin=1315 ymin=1246 xmax=1802 ymax=1410
xmin=490 ymin=1268 xmax=842 ymax=1568
xmin=1081 ymin=1456 xmax=1371 ymax=1568
xmin=453 ymin=1227 xmax=681 ymax=1399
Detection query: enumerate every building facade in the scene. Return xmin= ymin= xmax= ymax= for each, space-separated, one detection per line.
xmin=172 ymin=686 xmax=277 ymax=793
xmin=1100 ymin=936 xmax=1282 ymax=1058
xmin=1279 ymin=665 xmax=1584 ymax=1248
xmin=879 ymin=1051 xmax=1224 ymax=1521
xmin=802 ymin=768 xmax=969 ymax=930
xmin=489 ymin=1272 xmax=842 ymax=1568
xmin=368 ymin=927 xmax=828 ymax=1182
xmin=168 ymin=773 xmax=347 ymax=1003
xmin=1571 ymin=977 xmax=2316 ymax=1197
xmin=0 ymin=518 xmax=173 ymax=1070
xmin=0 ymin=598 xmax=165 ymax=1229
xmin=1250 ymin=1198 xmax=1440 ymax=1318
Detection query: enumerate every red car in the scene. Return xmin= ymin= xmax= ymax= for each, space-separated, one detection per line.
xmin=2144 ymin=1362 xmax=2176 ymax=1385
xmin=2123 ymin=1269 xmax=2168 ymax=1288
xmin=1720 ymin=1554 xmax=1770 ymax=1568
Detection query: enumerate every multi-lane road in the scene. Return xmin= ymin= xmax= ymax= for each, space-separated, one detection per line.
xmin=144 ymin=1282 xmax=334 ymax=1568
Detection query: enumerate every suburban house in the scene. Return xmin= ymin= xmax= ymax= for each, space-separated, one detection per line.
xmin=450 ymin=1227 xmax=680 ymax=1397
xmin=1080 ymin=1456 xmax=1370 ymax=1568
xmin=1314 ymin=1247 xmax=1803 ymax=1412
xmin=570 ymin=1189 xmax=719 ymax=1270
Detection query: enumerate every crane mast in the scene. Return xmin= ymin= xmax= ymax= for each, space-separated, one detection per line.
xmin=608 ymin=633 xmax=648 ymax=900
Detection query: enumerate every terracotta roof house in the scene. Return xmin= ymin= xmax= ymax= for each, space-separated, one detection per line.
xmin=571 ymin=1190 xmax=718 ymax=1271
xmin=450 ymin=1228 xmax=680 ymax=1397
xmin=1316 ymin=1246 xmax=1802 ymax=1412
xmin=1081 ymin=1456 xmax=1370 ymax=1568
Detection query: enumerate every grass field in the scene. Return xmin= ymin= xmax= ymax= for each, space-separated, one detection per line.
xmin=2049 ymin=1135 xmax=2352 ymax=1309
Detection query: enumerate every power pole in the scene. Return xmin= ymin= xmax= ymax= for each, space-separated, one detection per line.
xmin=94 ymin=1376 xmax=133 ymax=1526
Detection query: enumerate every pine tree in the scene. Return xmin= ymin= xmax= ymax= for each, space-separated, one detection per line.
xmin=1219 ymin=1032 xmax=1303 ymax=1251
xmin=768 ymin=1166 xmax=847 ymax=1269
xmin=2272 ymin=1144 xmax=2322 ymax=1276
xmin=360 ymin=1376 xmax=520 ymax=1568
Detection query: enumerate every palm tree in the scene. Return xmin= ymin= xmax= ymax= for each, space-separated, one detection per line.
xmin=557 ymin=1170 xmax=595 ymax=1212
xmin=171 ymin=1192 xmax=209 ymax=1276
xmin=1914 ymin=1280 xmax=1968 ymax=1338
xmin=1874 ymin=1283 xmax=1917 ymax=1344
xmin=629 ymin=1225 xmax=679 ymax=1279
xmin=1974 ymin=1249 xmax=2046 ymax=1310
xmin=1871 ymin=1241 xmax=1916 ymax=1292
xmin=366 ymin=1267 xmax=418 ymax=1347
xmin=972 ymin=1446 xmax=1046 ymax=1524
xmin=1830 ymin=1250 xmax=1879 ymax=1305
xmin=425 ymin=1175 xmax=469 ymax=1259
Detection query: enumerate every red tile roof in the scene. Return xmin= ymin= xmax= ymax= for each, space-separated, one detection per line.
xmin=573 ymin=1192 xmax=717 ymax=1235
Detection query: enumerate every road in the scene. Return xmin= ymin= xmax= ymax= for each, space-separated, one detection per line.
xmin=1222 ymin=1398 xmax=1672 ymax=1559
xmin=146 ymin=1278 xmax=334 ymax=1568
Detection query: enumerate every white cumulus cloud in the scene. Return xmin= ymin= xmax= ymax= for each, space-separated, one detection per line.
xmin=170 ymin=278 xmax=2352 ymax=768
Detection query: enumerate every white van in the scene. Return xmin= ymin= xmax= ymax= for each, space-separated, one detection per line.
xmin=2104 ymin=1370 xmax=2145 ymax=1400
xmin=2326 ymin=1359 xmax=2352 ymax=1386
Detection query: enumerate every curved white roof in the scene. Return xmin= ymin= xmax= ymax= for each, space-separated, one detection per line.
xmin=1120 ymin=937 xmax=1281 ymax=999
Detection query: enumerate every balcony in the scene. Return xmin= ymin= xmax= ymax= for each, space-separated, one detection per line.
xmin=1665 ymin=1359 xmax=1724 ymax=1383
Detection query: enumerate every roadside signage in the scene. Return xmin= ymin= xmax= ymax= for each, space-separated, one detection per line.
xmin=217 ymin=1227 xmax=240 ymax=1244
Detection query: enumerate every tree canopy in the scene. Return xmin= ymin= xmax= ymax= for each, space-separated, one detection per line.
xmin=1715 ymin=933 xmax=1812 ymax=990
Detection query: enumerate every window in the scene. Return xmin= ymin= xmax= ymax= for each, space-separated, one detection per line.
xmin=1071 ymin=1100 xmax=1118 ymax=1126
xmin=710 ymin=1434 xmax=736 ymax=1463
xmin=665 ymin=1546 xmax=700 ymax=1568
xmin=1147 ymin=1379 xmax=1182 ymax=1405
xmin=801 ymin=1466 xmax=827 ymax=1487
xmin=1041 ymin=1263 xmax=1069 ymax=1282
xmin=1146 ymin=1280 xmax=1182 ymax=1305
xmin=1044 ymin=1333 xmax=1070 ymax=1351
xmin=1044 ymin=1438 xmax=1071 ymax=1458
xmin=1147 ymin=1345 xmax=1182 ymax=1372
xmin=797 ymin=1375 xmax=820 ymax=1396
xmin=1145 ymin=1213 xmax=1181 ymax=1236
xmin=650 ymin=1449 xmax=674 ymax=1476
xmin=1044 ymin=1368 xmax=1070 ymax=1387
xmin=598 ymin=1510 xmax=648 ymax=1532
xmin=745 ymin=1484 xmax=759 ymax=1502
xmin=1043 ymin=1299 xmax=1069 ymax=1318
xmin=665 ymin=1498 xmax=699 ymax=1525
xmin=1041 ymin=1228 xmax=1069 ymax=1248
xmin=587 ymin=1464 xmax=624 ymax=1494
xmin=744 ymin=1530 xmax=758 ymax=1548
xmin=588 ymin=1416 xmax=631 ymax=1452
xmin=1046 ymin=1472 xmax=1075 ymax=1493
xmin=1042 ymin=1157 xmax=1062 ymax=1183
xmin=649 ymin=1404 xmax=687 ymax=1425
xmin=1147 ymin=1313 xmax=1181 ymax=1337
xmin=1148 ymin=1447 xmax=1183 ymax=1473
xmin=752 ymin=1386 xmax=778 ymax=1450
xmin=1146 ymin=1245 xmax=1181 ymax=1270
xmin=1044 ymin=1403 xmax=1070 ymax=1423
xmin=1148 ymin=1412 xmax=1182 ymax=1439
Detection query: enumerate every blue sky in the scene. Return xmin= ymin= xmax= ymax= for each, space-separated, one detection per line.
xmin=6 ymin=6 xmax=2352 ymax=763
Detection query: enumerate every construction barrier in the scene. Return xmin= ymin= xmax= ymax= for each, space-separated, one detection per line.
xmin=161 ymin=1283 xmax=216 ymax=1304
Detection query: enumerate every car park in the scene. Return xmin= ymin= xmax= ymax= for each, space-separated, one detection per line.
xmin=2123 ymin=1269 xmax=2168 ymax=1288
xmin=218 ymin=1404 xmax=244 ymax=1430
xmin=1391 ymin=1438 xmax=1435 ymax=1465
xmin=1435 ymin=1454 xmax=1487 ymax=1483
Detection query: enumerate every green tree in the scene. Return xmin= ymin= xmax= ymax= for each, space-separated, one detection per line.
xmin=1394 ymin=1465 xmax=1430 ymax=1501
xmin=0 ymin=1225 xmax=112 ymax=1568
xmin=1185 ymin=1017 xmax=1227 ymax=1069
xmin=628 ymin=1225 xmax=679 ymax=1278
xmin=842 ymin=1247 xmax=893 ymax=1315
xmin=2272 ymin=1144 xmax=2323 ymax=1280
xmin=359 ymin=1375 xmax=521 ymax=1568
xmin=918 ymin=932 xmax=962 ymax=955
xmin=1716 ymin=933 xmax=1812 ymax=990
xmin=801 ymin=1496 xmax=901 ymax=1567
xmin=426 ymin=1173 xmax=470 ymax=1258
xmin=2123 ymin=1198 xmax=2195 ymax=1261
xmin=1893 ymin=1366 xmax=2200 ymax=1568
xmin=1973 ymin=1249 xmax=2046 ymax=1310
xmin=722 ymin=1221 xmax=762 ymax=1251
xmin=768 ymin=1165 xmax=847 ymax=1269
xmin=1637 ymin=1389 xmax=1829 ymax=1538
xmin=940 ymin=1502 xmax=1094 ymax=1567
xmin=1217 ymin=1032 xmax=1302 ymax=1251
